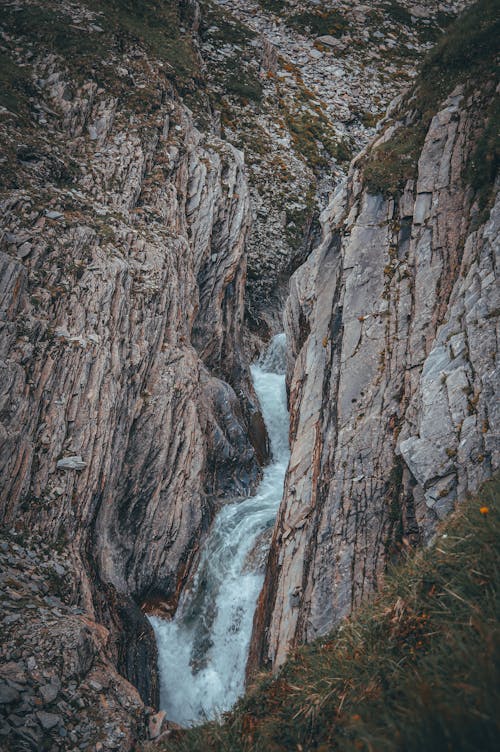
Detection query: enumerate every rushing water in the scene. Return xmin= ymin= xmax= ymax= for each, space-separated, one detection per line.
xmin=149 ymin=333 xmax=289 ymax=726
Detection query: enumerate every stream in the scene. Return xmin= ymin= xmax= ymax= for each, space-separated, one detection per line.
xmin=149 ymin=333 xmax=289 ymax=726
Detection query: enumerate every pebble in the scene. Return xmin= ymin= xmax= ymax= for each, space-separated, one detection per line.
xmin=0 ymin=684 xmax=20 ymax=704
xmin=36 ymin=710 xmax=62 ymax=729
xmin=40 ymin=683 xmax=59 ymax=704
xmin=56 ymin=455 xmax=87 ymax=471
xmin=17 ymin=241 xmax=32 ymax=258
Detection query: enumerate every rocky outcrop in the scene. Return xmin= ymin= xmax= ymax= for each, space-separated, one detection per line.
xmin=0 ymin=0 xmax=267 ymax=746
xmin=0 ymin=531 xmax=152 ymax=751
xmin=202 ymin=0 xmax=468 ymax=339
xmin=0 ymin=70 xmax=262 ymax=594
xmin=250 ymin=62 xmax=499 ymax=667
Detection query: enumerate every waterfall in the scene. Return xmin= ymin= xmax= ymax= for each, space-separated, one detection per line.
xmin=149 ymin=333 xmax=289 ymax=726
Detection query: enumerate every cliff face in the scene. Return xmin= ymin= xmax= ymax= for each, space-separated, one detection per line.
xmin=0 ymin=1 xmax=268 ymax=747
xmin=0 ymin=92 xmax=261 ymax=597
xmin=250 ymin=10 xmax=499 ymax=668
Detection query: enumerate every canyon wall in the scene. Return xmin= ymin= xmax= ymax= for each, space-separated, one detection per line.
xmin=0 ymin=1 xmax=268 ymax=747
xmin=250 ymin=21 xmax=499 ymax=669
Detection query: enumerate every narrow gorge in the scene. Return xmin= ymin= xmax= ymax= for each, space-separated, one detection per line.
xmin=0 ymin=1 xmax=498 ymax=751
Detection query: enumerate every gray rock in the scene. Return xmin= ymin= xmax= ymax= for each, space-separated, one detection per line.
xmin=56 ymin=455 xmax=87 ymax=471
xmin=36 ymin=710 xmax=61 ymax=729
xmin=52 ymin=562 xmax=66 ymax=576
xmin=39 ymin=682 xmax=59 ymax=704
xmin=315 ymin=35 xmax=346 ymax=50
xmin=3 ymin=613 xmax=22 ymax=625
xmin=0 ymin=683 xmax=20 ymax=704
xmin=17 ymin=242 xmax=32 ymax=259
xmin=250 ymin=82 xmax=499 ymax=672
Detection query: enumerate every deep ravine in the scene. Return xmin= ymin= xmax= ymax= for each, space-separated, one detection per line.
xmin=149 ymin=334 xmax=289 ymax=725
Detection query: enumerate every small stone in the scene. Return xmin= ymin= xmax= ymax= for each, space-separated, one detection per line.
xmin=0 ymin=661 xmax=28 ymax=684
xmin=3 ymin=613 xmax=21 ymax=625
xmin=148 ymin=710 xmax=166 ymax=739
xmin=0 ymin=683 xmax=20 ymax=704
xmin=40 ymin=683 xmax=59 ymax=704
xmin=8 ymin=713 xmax=24 ymax=727
xmin=15 ymin=724 xmax=42 ymax=747
xmin=89 ymin=679 xmax=102 ymax=691
xmin=36 ymin=710 xmax=61 ymax=729
xmin=56 ymin=456 xmax=87 ymax=471
xmin=315 ymin=35 xmax=346 ymax=50
xmin=17 ymin=241 xmax=32 ymax=258
xmin=44 ymin=210 xmax=63 ymax=220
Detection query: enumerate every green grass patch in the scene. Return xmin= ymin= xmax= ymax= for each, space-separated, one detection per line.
xmin=465 ymin=86 xmax=500 ymax=220
xmin=364 ymin=0 xmax=500 ymax=197
xmin=148 ymin=476 xmax=500 ymax=752
xmin=0 ymin=50 xmax=35 ymax=118
xmin=225 ymin=73 xmax=263 ymax=104
xmin=383 ymin=1 xmax=413 ymax=26
xmin=257 ymin=0 xmax=287 ymax=14
xmin=283 ymin=105 xmax=353 ymax=173
xmin=200 ymin=1 xmax=255 ymax=46
xmin=1 ymin=0 xmax=200 ymax=96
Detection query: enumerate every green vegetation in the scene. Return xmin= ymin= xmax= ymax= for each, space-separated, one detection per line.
xmin=383 ymin=1 xmax=412 ymax=26
xmin=465 ymin=91 xmax=500 ymax=218
xmin=148 ymin=476 xmax=500 ymax=752
xmin=199 ymin=2 xmax=255 ymax=47
xmin=364 ymin=0 xmax=499 ymax=196
xmin=257 ymin=0 xmax=287 ymax=14
xmin=225 ymin=73 xmax=263 ymax=104
xmin=1 ymin=0 xmax=200 ymax=98
xmin=283 ymin=106 xmax=352 ymax=173
xmin=276 ymin=72 xmax=353 ymax=174
xmin=287 ymin=10 xmax=350 ymax=39
xmin=0 ymin=51 xmax=34 ymax=119
xmin=198 ymin=1 xmax=262 ymax=108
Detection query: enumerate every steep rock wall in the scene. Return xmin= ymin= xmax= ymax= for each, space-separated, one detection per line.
xmin=0 ymin=4 xmax=267 ymax=741
xmin=250 ymin=76 xmax=499 ymax=669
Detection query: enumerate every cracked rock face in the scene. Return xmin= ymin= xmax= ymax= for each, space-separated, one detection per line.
xmin=0 ymin=0 xmax=268 ymax=746
xmin=0 ymin=91 xmax=261 ymax=604
xmin=250 ymin=80 xmax=499 ymax=670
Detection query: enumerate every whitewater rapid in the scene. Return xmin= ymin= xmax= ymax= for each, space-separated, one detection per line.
xmin=149 ymin=333 xmax=289 ymax=726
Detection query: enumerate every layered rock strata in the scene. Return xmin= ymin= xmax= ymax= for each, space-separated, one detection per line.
xmin=0 ymin=0 xmax=267 ymax=747
xmin=251 ymin=72 xmax=499 ymax=669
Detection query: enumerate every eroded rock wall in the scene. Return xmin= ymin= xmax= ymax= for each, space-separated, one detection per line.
xmin=251 ymin=80 xmax=499 ymax=669
xmin=0 ymin=2 xmax=267 ymax=746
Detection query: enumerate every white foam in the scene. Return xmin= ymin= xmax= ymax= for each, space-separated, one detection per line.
xmin=149 ymin=334 xmax=290 ymax=726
